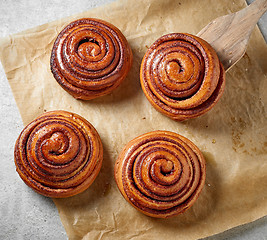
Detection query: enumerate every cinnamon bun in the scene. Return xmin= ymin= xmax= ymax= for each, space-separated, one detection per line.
xmin=51 ymin=18 xmax=132 ymax=100
xmin=140 ymin=33 xmax=225 ymax=121
xmin=114 ymin=130 xmax=206 ymax=218
xmin=14 ymin=110 xmax=103 ymax=198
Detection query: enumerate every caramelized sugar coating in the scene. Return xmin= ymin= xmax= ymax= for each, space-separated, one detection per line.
xmin=51 ymin=18 xmax=132 ymax=100
xmin=140 ymin=33 xmax=225 ymax=121
xmin=115 ymin=131 xmax=206 ymax=218
xmin=14 ymin=110 xmax=103 ymax=198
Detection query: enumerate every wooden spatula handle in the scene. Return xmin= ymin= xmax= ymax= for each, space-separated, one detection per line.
xmin=198 ymin=0 xmax=267 ymax=71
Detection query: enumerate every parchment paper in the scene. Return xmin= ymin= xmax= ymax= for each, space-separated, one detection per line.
xmin=0 ymin=0 xmax=266 ymax=239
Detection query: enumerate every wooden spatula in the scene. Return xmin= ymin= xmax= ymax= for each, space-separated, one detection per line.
xmin=197 ymin=0 xmax=267 ymax=71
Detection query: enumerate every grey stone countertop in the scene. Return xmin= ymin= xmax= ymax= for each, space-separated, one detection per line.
xmin=0 ymin=0 xmax=266 ymax=239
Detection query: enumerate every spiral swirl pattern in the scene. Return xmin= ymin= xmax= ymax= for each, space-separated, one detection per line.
xmin=140 ymin=33 xmax=225 ymax=121
xmin=14 ymin=110 xmax=103 ymax=198
xmin=51 ymin=18 xmax=132 ymax=100
xmin=114 ymin=131 xmax=206 ymax=218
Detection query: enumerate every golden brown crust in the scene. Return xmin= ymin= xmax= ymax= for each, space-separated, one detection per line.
xmin=14 ymin=110 xmax=103 ymax=198
xmin=140 ymin=33 xmax=225 ymax=121
xmin=114 ymin=131 xmax=206 ymax=218
xmin=51 ymin=18 xmax=133 ymax=100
